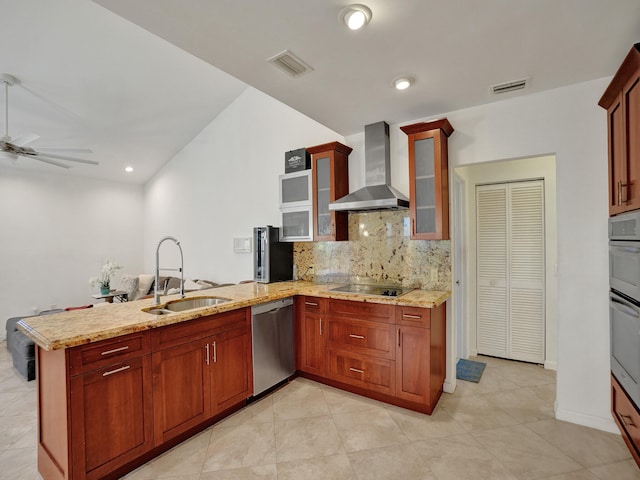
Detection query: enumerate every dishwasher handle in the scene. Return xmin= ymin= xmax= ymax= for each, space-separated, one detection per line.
xmin=251 ymin=297 xmax=294 ymax=316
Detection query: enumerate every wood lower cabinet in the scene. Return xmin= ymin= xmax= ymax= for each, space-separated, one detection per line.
xmin=36 ymin=309 xmax=252 ymax=480
xmin=38 ymin=331 xmax=154 ymax=480
xmin=299 ymin=298 xmax=446 ymax=414
xmin=152 ymin=309 xmax=252 ymax=445
xmin=295 ymin=296 xmax=327 ymax=376
xmin=70 ymin=356 xmax=154 ymax=480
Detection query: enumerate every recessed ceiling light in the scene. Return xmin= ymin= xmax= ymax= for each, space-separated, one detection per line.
xmin=125 ymin=166 xmax=133 ymax=173
xmin=394 ymin=77 xmax=414 ymax=90
xmin=339 ymin=4 xmax=372 ymax=31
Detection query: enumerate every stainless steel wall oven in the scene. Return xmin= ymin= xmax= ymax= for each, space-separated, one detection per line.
xmin=609 ymin=210 xmax=640 ymax=408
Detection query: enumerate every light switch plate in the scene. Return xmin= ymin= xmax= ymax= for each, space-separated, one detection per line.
xmin=233 ymin=237 xmax=252 ymax=253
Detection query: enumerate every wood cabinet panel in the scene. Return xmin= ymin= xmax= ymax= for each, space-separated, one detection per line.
xmin=600 ymin=43 xmax=640 ymax=216
xmin=152 ymin=338 xmax=211 ymax=444
xmin=300 ymin=313 xmax=325 ymax=376
xmin=211 ymin=324 xmax=253 ymax=414
xmin=396 ymin=325 xmax=430 ymax=405
xmin=68 ymin=331 xmax=150 ymax=376
xmin=328 ymin=298 xmax=394 ymax=322
xmin=326 ymin=348 xmax=395 ymax=396
xmin=151 ymin=309 xmax=247 ymax=351
xmin=326 ymin=317 xmax=395 ymax=360
xmin=308 ymin=141 xmax=352 ymax=241
xmin=612 ymin=374 xmax=640 ymax=467
xmin=70 ymin=356 xmax=153 ymax=480
xmin=396 ymin=306 xmax=431 ymax=328
xmin=401 ymin=118 xmax=453 ymax=240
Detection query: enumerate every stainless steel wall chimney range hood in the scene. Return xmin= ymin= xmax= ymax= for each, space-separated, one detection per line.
xmin=329 ymin=121 xmax=409 ymax=212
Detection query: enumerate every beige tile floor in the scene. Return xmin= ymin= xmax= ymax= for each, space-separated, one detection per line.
xmin=1 ymin=342 xmax=639 ymax=480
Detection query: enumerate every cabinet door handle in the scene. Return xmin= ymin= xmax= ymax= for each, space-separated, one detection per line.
xmin=101 ymin=345 xmax=129 ymax=356
xmin=349 ymin=367 xmax=364 ymax=374
xmin=620 ymin=413 xmax=636 ymax=427
xmin=411 ymin=218 xmax=416 ymax=235
xmin=205 ymin=343 xmax=210 ymax=365
xmin=305 ymin=301 xmax=318 ymax=306
xmin=319 ymin=318 xmax=323 ymax=336
xmin=212 ymin=342 xmax=217 ymax=363
xmin=403 ymin=314 xmax=422 ymax=319
xmin=619 ymin=181 xmax=629 ymax=205
xmin=102 ymin=365 xmax=131 ymax=377
xmin=349 ymin=334 xmax=365 ymax=339
xmin=398 ymin=329 xmax=401 ymax=347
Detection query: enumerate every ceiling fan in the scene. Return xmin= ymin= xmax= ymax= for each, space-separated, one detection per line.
xmin=0 ymin=73 xmax=99 ymax=169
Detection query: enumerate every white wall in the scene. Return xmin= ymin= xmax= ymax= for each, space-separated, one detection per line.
xmin=0 ymin=168 xmax=144 ymax=339
xmin=143 ymin=87 xmax=344 ymax=283
xmin=446 ymin=79 xmax=610 ymax=431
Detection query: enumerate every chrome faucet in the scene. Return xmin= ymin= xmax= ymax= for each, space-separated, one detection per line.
xmin=154 ymin=236 xmax=184 ymax=305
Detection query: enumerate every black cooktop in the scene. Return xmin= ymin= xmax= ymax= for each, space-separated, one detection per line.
xmin=329 ymin=284 xmax=414 ymax=297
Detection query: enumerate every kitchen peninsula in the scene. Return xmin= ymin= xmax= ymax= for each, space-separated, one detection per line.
xmin=18 ymin=281 xmax=449 ymax=480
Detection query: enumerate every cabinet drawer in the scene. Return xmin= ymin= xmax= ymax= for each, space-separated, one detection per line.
xmin=328 ymin=299 xmax=394 ymax=323
xmin=326 ymin=317 xmax=395 ymax=360
xmin=396 ymin=306 xmax=431 ymax=328
xmin=152 ymin=308 xmax=249 ymax=351
xmin=69 ymin=331 xmax=151 ymax=375
xmin=326 ymin=349 xmax=395 ymax=396
xmin=612 ymin=374 xmax=640 ymax=456
xmin=301 ymin=296 xmax=327 ymax=314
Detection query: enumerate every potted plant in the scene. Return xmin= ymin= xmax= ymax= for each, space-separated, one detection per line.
xmin=90 ymin=259 xmax=123 ymax=295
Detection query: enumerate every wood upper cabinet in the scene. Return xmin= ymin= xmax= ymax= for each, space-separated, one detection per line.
xmin=66 ymin=332 xmax=154 ymax=480
xmin=400 ymin=119 xmax=454 ymax=240
xmin=151 ymin=308 xmax=252 ymax=445
xmin=599 ymin=43 xmax=640 ymax=216
xmin=307 ymin=142 xmax=352 ymax=241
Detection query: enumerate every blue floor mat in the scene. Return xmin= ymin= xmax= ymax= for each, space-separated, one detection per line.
xmin=456 ymin=358 xmax=487 ymax=383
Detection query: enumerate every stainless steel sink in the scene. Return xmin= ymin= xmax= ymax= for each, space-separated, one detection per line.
xmin=142 ymin=296 xmax=232 ymax=315
xmin=164 ymin=296 xmax=231 ymax=311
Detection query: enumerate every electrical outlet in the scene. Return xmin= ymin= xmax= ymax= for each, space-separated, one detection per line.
xmin=430 ymin=267 xmax=439 ymax=282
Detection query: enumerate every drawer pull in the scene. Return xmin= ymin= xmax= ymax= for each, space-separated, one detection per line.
xmin=305 ymin=301 xmax=318 ymax=306
xmin=349 ymin=334 xmax=365 ymax=339
xmin=621 ymin=413 xmax=636 ymax=427
xmin=403 ymin=314 xmax=422 ymax=319
xmin=349 ymin=367 xmax=364 ymax=374
xmin=100 ymin=345 xmax=130 ymax=356
xmin=102 ymin=365 xmax=131 ymax=377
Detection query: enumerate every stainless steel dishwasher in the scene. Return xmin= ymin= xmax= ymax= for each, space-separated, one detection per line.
xmin=251 ymin=297 xmax=294 ymax=396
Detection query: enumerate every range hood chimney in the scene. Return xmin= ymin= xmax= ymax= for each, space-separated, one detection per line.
xmin=329 ymin=121 xmax=409 ymax=211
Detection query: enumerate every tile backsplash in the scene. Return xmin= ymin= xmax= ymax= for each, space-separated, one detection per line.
xmin=294 ymin=210 xmax=451 ymax=290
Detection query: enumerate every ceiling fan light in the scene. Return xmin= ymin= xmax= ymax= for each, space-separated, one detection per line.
xmin=339 ymin=4 xmax=372 ymax=31
xmin=0 ymin=150 xmax=18 ymax=163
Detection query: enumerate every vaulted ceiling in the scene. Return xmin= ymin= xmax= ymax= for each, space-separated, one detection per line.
xmin=2 ymin=0 xmax=639 ymax=183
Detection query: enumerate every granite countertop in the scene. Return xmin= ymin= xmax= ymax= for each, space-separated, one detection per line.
xmin=17 ymin=281 xmax=451 ymax=351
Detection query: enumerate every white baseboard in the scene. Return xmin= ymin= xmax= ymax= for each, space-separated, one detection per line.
xmin=443 ymin=379 xmax=456 ymax=394
xmin=544 ymin=360 xmax=557 ymax=371
xmin=555 ymin=406 xmax=619 ymax=434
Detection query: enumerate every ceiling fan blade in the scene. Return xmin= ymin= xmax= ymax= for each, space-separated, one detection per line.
xmin=29 ymin=156 xmax=71 ymax=169
xmin=32 ymin=151 xmax=99 ymax=166
xmin=35 ymin=147 xmax=93 ymax=154
xmin=11 ymin=133 xmax=40 ymax=147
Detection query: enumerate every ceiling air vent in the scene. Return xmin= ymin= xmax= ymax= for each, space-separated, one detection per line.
xmin=491 ymin=78 xmax=528 ymax=95
xmin=267 ymin=50 xmax=313 ymax=78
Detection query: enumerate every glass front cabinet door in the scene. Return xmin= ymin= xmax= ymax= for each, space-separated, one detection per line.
xmin=307 ymin=141 xmax=352 ymax=241
xmin=400 ymin=118 xmax=454 ymax=240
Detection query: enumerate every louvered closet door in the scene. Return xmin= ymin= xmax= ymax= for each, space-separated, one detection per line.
xmin=476 ymin=181 xmax=545 ymax=364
